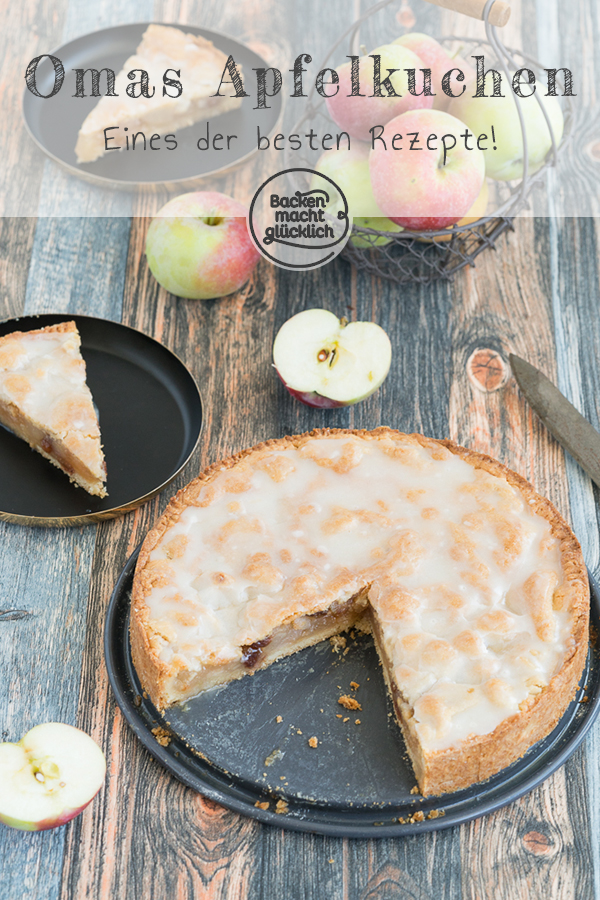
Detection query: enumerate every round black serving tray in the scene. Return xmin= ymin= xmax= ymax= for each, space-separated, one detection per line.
xmin=22 ymin=23 xmax=282 ymax=188
xmin=105 ymin=549 xmax=600 ymax=837
xmin=0 ymin=314 xmax=202 ymax=525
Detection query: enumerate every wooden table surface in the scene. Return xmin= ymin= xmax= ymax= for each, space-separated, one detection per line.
xmin=1 ymin=0 xmax=599 ymax=897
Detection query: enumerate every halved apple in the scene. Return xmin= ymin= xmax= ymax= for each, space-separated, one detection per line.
xmin=273 ymin=309 xmax=392 ymax=408
xmin=0 ymin=723 xmax=106 ymax=831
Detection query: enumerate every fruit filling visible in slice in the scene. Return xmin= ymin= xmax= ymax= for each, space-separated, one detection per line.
xmin=0 ymin=322 xmax=107 ymax=497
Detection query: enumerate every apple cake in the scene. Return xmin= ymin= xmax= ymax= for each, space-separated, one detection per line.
xmin=0 ymin=321 xmax=107 ymax=497
xmin=130 ymin=428 xmax=588 ymax=795
xmin=75 ymin=24 xmax=243 ymax=164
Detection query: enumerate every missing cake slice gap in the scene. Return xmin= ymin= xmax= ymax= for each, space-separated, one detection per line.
xmin=0 ymin=321 xmax=107 ymax=498
xmin=130 ymin=429 xmax=588 ymax=796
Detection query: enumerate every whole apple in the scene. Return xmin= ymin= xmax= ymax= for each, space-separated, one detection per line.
xmin=273 ymin=308 xmax=392 ymax=408
xmin=325 ymin=44 xmax=433 ymax=142
xmin=448 ymin=76 xmax=564 ymax=181
xmin=369 ymin=109 xmax=485 ymax=230
xmin=417 ymin=178 xmax=489 ymax=242
xmin=146 ymin=191 xmax=260 ymax=300
xmin=394 ymin=33 xmax=453 ymax=111
xmin=0 ymin=723 xmax=106 ymax=831
xmin=312 ymin=144 xmax=402 ymax=247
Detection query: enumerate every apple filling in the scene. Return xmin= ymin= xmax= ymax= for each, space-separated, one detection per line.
xmin=163 ymin=591 xmax=371 ymax=704
xmin=0 ymin=396 xmax=106 ymax=497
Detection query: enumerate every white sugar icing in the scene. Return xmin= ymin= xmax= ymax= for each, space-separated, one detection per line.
xmin=143 ymin=434 xmax=571 ymax=752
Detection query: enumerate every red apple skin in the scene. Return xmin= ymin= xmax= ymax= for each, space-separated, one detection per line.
xmin=394 ymin=33 xmax=454 ymax=110
xmin=285 ymin=385 xmax=346 ymax=409
xmin=369 ymin=109 xmax=485 ymax=230
xmin=0 ymin=800 xmax=99 ymax=832
xmin=325 ymin=45 xmax=434 ymax=142
xmin=275 ymin=370 xmax=344 ymax=408
xmin=146 ymin=191 xmax=260 ymax=300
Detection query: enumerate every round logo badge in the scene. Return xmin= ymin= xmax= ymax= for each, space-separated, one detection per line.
xmin=248 ymin=168 xmax=350 ymax=271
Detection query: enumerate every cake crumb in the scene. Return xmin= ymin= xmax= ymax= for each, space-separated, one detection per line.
xmin=427 ymin=809 xmax=444 ymax=819
xmin=410 ymin=786 xmax=420 ymax=795
xmin=336 ymin=714 xmax=343 ymax=718
xmin=280 ymin=776 xmax=286 ymax=781
xmin=308 ymin=736 xmax=318 ymax=748
xmin=355 ymin=719 xmax=361 ymax=725
xmin=350 ymin=681 xmax=360 ymax=690
xmin=339 ymin=695 xmax=362 ymax=711
xmin=343 ymin=647 xmax=349 ymax=655
xmin=275 ymin=799 xmax=289 ymax=814
xmin=255 ymin=801 xmax=270 ymax=810
xmin=411 ymin=810 xmax=425 ymax=823
xmin=276 ymin=715 xmax=283 ymax=723
xmin=297 ymin=729 xmax=303 ymax=734
xmin=265 ymin=748 xmax=284 ymax=766
xmin=328 ymin=858 xmax=334 ymax=864
xmin=151 ymin=726 xmax=171 ymax=747
xmin=330 ymin=635 xmax=347 ymax=653
xmin=343 ymin=717 xmax=349 ymax=723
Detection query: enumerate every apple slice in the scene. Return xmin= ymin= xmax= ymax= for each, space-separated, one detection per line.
xmin=0 ymin=723 xmax=106 ymax=831
xmin=273 ymin=309 xmax=392 ymax=408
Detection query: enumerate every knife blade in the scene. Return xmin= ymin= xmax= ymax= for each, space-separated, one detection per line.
xmin=510 ymin=354 xmax=600 ymax=489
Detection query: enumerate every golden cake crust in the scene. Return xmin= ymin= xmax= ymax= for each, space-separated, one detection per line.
xmin=130 ymin=428 xmax=589 ymax=796
xmin=0 ymin=320 xmax=107 ymax=497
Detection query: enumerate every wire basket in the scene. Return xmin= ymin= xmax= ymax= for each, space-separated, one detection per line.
xmin=284 ymin=0 xmax=575 ymax=284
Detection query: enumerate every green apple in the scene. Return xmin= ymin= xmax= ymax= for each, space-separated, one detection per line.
xmin=312 ymin=143 xmax=402 ymax=247
xmin=448 ymin=76 xmax=564 ymax=181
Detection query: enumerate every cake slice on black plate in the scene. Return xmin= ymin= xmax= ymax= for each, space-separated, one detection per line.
xmin=0 ymin=321 xmax=107 ymax=497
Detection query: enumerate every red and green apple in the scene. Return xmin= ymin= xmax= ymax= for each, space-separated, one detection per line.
xmin=0 ymin=723 xmax=106 ymax=831
xmin=273 ymin=309 xmax=392 ymax=408
xmin=146 ymin=191 xmax=260 ymax=300
xmin=325 ymin=43 xmax=433 ymax=141
xmin=369 ymin=108 xmax=485 ymax=230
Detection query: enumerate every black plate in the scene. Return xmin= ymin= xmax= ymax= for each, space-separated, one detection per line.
xmin=0 ymin=314 xmax=202 ymax=525
xmin=22 ymin=23 xmax=282 ymax=187
xmin=105 ymin=548 xmax=600 ymax=837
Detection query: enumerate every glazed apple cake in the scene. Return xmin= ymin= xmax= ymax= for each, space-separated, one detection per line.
xmin=75 ymin=24 xmax=243 ymax=164
xmin=131 ymin=428 xmax=588 ymax=795
xmin=0 ymin=321 xmax=107 ymax=497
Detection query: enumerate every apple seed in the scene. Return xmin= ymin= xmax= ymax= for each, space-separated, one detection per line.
xmin=317 ymin=349 xmax=330 ymax=362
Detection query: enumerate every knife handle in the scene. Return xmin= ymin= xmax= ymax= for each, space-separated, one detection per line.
xmin=421 ymin=0 xmax=511 ymax=26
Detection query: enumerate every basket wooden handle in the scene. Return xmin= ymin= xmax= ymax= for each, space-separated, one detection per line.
xmin=421 ymin=0 xmax=511 ymax=27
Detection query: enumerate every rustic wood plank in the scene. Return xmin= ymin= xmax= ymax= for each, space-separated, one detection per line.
xmin=0 ymin=218 xmax=37 ymax=320
xmin=0 ymin=215 xmax=130 ymax=900
xmin=447 ymin=219 xmax=594 ymax=898
xmin=0 ymin=1 xmax=68 ymax=216
xmin=537 ymin=0 xmax=600 ymax=892
xmin=34 ymin=0 xmax=150 ymax=218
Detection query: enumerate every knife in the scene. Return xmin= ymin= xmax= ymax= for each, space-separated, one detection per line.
xmin=509 ymin=354 xmax=600 ymax=489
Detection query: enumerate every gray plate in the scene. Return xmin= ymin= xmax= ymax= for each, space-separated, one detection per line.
xmin=105 ymin=549 xmax=600 ymax=837
xmin=22 ymin=23 xmax=282 ymax=187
